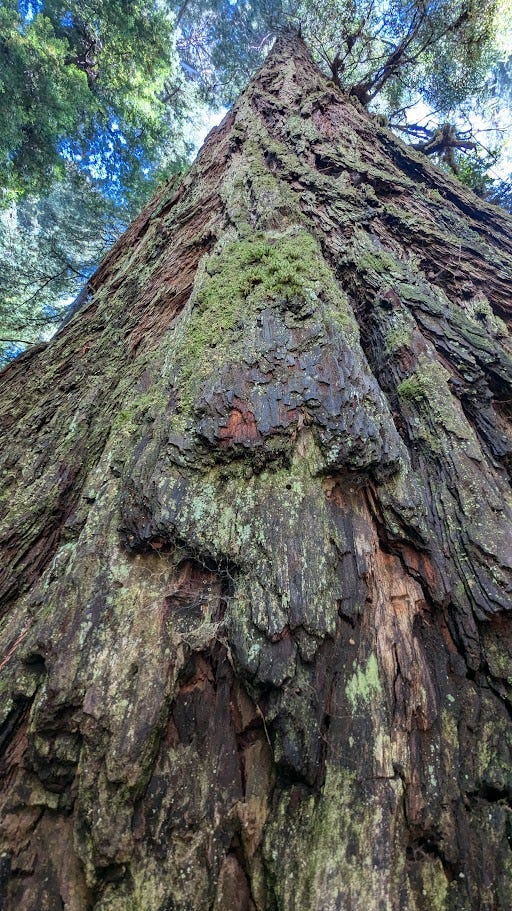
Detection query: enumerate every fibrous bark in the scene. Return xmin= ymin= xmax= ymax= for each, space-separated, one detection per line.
xmin=1 ymin=33 xmax=512 ymax=911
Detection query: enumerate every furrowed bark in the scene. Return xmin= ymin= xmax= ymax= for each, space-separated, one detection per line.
xmin=1 ymin=33 xmax=511 ymax=911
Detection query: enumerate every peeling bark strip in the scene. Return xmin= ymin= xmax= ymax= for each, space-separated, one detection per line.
xmin=1 ymin=33 xmax=512 ymax=911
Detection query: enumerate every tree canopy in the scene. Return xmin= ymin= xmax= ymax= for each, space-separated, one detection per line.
xmin=0 ymin=0 xmax=195 ymax=199
xmin=0 ymin=0 xmax=511 ymax=363
xmin=0 ymin=168 xmax=126 ymax=356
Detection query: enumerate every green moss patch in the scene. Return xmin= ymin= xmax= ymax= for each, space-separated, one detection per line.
xmin=397 ymin=360 xmax=472 ymax=446
xmin=172 ymin=229 xmax=358 ymax=411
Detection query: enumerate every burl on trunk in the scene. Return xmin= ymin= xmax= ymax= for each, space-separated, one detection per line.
xmin=1 ymin=33 xmax=511 ymax=911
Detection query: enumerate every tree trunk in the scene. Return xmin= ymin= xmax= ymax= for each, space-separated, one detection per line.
xmin=1 ymin=34 xmax=512 ymax=911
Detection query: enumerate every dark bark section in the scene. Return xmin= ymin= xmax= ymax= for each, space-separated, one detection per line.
xmin=1 ymin=34 xmax=511 ymax=911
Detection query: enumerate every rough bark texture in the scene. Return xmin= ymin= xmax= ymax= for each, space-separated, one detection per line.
xmin=1 ymin=34 xmax=512 ymax=911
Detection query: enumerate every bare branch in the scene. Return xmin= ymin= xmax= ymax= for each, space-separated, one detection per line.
xmin=0 ymin=336 xmax=34 ymax=345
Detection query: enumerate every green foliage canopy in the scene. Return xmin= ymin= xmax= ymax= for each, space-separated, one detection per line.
xmin=0 ymin=0 xmax=200 ymax=363
xmin=0 ymin=0 xmax=193 ymax=202
xmin=0 ymin=168 xmax=128 ymax=362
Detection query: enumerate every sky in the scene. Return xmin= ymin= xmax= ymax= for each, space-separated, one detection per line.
xmin=188 ymin=107 xmax=229 ymax=151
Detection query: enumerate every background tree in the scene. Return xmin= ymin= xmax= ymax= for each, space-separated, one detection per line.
xmin=0 ymin=0 xmax=192 ymax=198
xmin=0 ymin=169 xmax=126 ymax=362
xmin=0 ymin=0 xmax=201 ymax=362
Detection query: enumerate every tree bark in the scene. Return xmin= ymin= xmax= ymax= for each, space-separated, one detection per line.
xmin=1 ymin=33 xmax=512 ymax=911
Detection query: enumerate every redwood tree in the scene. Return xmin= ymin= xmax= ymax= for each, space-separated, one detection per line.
xmin=1 ymin=34 xmax=512 ymax=911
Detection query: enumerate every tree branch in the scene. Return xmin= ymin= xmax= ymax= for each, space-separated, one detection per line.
xmin=0 ymin=337 xmax=34 ymax=345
